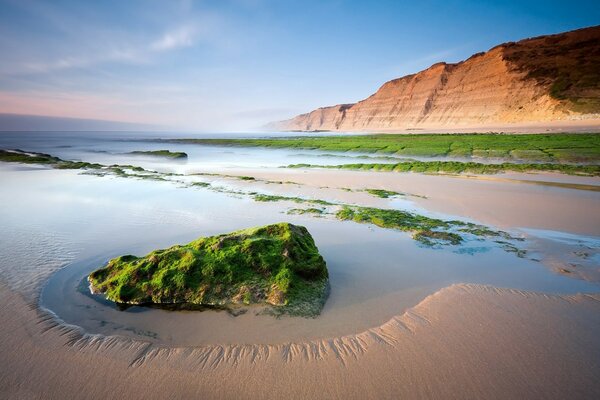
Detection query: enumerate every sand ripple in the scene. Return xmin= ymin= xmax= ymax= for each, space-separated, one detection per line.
xmin=0 ymin=228 xmax=77 ymax=300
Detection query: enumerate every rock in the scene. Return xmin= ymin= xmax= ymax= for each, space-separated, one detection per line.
xmin=88 ymin=223 xmax=329 ymax=317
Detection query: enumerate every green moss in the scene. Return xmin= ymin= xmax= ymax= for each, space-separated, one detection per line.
xmin=0 ymin=150 xmax=174 ymax=182
xmin=54 ymin=161 xmax=103 ymax=170
xmin=334 ymin=205 xmax=522 ymax=249
xmin=170 ymin=133 xmax=600 ymax=163
xmin=412 ymin=230 xmax=463 ymax=246
xmin=129 ymin=150 xmax=188 ymax=159
xmin=336 ymin=206 xmax=450 ymax=234
xmin=0 ymin=149 xmax=104 ymax=170
xmin=88 ymin=223 xmax=329 ymax=317
xmin=287 ymin=208 xmax=326 ymax=215
xmin=253 ymin=193 xmax=335 ymax=206
xmin=365 ymin=189 xmax=403 ymax=198
xmin=108 ymin=166 xmax=127 ymax=176
xmin=287 ymin=160 xmax=600 ymax=176
xmin=0 ymin=149 xmax=61 ymax=165
xmin=458 ymin=224 xmax=513 ymax=240
xmin=116 ymin=164 xmax=146 ymax=172
xmin=190 ymin=181 xmax=210 ymax=188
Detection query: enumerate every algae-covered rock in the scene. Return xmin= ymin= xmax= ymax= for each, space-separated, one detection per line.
xmin=88 ymin=223 xmax=329 ymax=317
xmin=129 ymin=150 xmax=187 ymax=159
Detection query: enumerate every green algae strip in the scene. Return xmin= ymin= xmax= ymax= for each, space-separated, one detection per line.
xmin=253 ymin=193 xmax=335 ymax=205
xmin=168 ymin=133 xmax=600 ymax=163
xmin=335 ymin=206 xmax=513 ymax=247
xmin=364 ymin=189 xmax=403 ymax=198
xmin=0 ymin=149 xmax=103 ymax=170
xmin=129 ymin=150 xmax=188 ymax=158
xmin=287 ymin=208 xmax=326 ymax=215
xmin=286 ymin=161 xmax=600 ymax=177
xmin=0 ymin=149 xmax=167 ymax=180
xmin=88 ymin=223 xmax=329 ymax=318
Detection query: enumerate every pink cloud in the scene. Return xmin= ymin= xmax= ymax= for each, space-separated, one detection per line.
xmin=0 ymin=91 xmax=147 ymax=123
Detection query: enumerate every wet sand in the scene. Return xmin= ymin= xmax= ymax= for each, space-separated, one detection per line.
xmin=217 ymin=167 xmax=600 ymax=236
xmin=2 ymin=283 xmax=599 ymax=399
xmin=20 ymin=166 xmax=592 ymax=346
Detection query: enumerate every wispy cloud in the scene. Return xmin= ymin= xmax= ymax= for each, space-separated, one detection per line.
xmin=151 ymin=25 xmax=197 ymax=51
xmin=14 ymin=25 xmax=201 ymax=75
xmin=22 ymin=48 xmax=142 ymax=73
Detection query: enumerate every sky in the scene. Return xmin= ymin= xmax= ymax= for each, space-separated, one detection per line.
xmin=0 ymin=0 xmax=598 ymax=131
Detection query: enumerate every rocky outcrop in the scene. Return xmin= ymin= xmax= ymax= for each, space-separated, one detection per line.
xmin=273 ymin=26 xmax=600 ymax=131
xmin=88 ymin=223 xmax=329 ymax=317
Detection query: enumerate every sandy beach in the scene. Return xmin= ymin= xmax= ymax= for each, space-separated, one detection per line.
xmin=1 ymin=133 xmax=599 ymax=399
xmin=1 ymin=282 xmax=599 ymax=399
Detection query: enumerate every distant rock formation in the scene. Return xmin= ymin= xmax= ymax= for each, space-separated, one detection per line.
xmin=271 ymin=26 xmax=600 ymax=131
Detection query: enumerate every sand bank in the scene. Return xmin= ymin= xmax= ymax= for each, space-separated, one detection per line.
xmin=1 ymin=282 xmax=599 ymax=399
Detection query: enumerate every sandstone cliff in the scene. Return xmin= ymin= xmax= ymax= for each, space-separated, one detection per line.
xmin=273 ymin=26 xmax=600 ymax=132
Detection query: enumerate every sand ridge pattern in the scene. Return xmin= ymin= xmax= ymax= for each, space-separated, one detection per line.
xmin=2 ymin=282 xmax=599 ymax=399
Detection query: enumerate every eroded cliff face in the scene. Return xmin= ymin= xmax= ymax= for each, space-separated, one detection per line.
xmin=274 ymin=26 xmax=600 ymax=131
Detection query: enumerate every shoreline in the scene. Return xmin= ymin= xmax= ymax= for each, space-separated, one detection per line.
xmin=35 ymin=280 xmax=600 ymax=350
xmin=272 ymin=118 xmax=600 ymax=134
xmin=3 ymin=281 xmax=600 ymax=398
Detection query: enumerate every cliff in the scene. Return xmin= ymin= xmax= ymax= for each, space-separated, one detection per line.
xmin=273 ymin=26 xmax=600 ymax=131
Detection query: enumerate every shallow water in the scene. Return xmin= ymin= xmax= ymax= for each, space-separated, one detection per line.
xmin=1 ymin=132 xmax=599 ymax=346
xmin=0 ymin=131 xmax=402 ymax=172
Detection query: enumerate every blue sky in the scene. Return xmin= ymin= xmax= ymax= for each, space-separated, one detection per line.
xmin=0 ymin=0 xmax=598 ymax=131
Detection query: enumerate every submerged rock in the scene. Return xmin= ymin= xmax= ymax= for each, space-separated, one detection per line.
xmin=88 ymin=223 xmax=329 ymax=317
xmin=129 ymin=150 xmax=188 ymax=159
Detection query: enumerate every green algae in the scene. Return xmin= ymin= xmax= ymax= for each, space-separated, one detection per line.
xmin=287 ymin=161 xmax=600 ymax=177
xmin=0 ymin=149 xmax=102 ymax=170
xmin=88 ymin=223 xmax=329 ymax=317
xmin=190 ymin=181 xmax=211 ymax=188
xmin=129 ymin=150 xmax=188 ymax=159
xmin=336 ymin=206 xmax=451 ymax=235
xmin=334 ymin=205 xmax=522 ymax=248
xmin=0 ymin=149 xmax=61 ymax=165
xmin=0 ymin=149 xmax=178 ymax=183
xmin=287 ymin=208 xmax=326 ymax=215
xmin=412 ymin=230 xmax=463 ymax=246
xmin=170 ymin=133 xmax=600 ymax=163
xmin=253 ymin=193 xmax=335 ymax=206
xmin=365 ymin=189 xmax=403 ymax=198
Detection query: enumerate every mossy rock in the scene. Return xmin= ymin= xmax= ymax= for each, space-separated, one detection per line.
xmin=129 ymin=150 xmax=188 ymax=159
xmin=88 ymin=223 xmax=329 ymax=317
